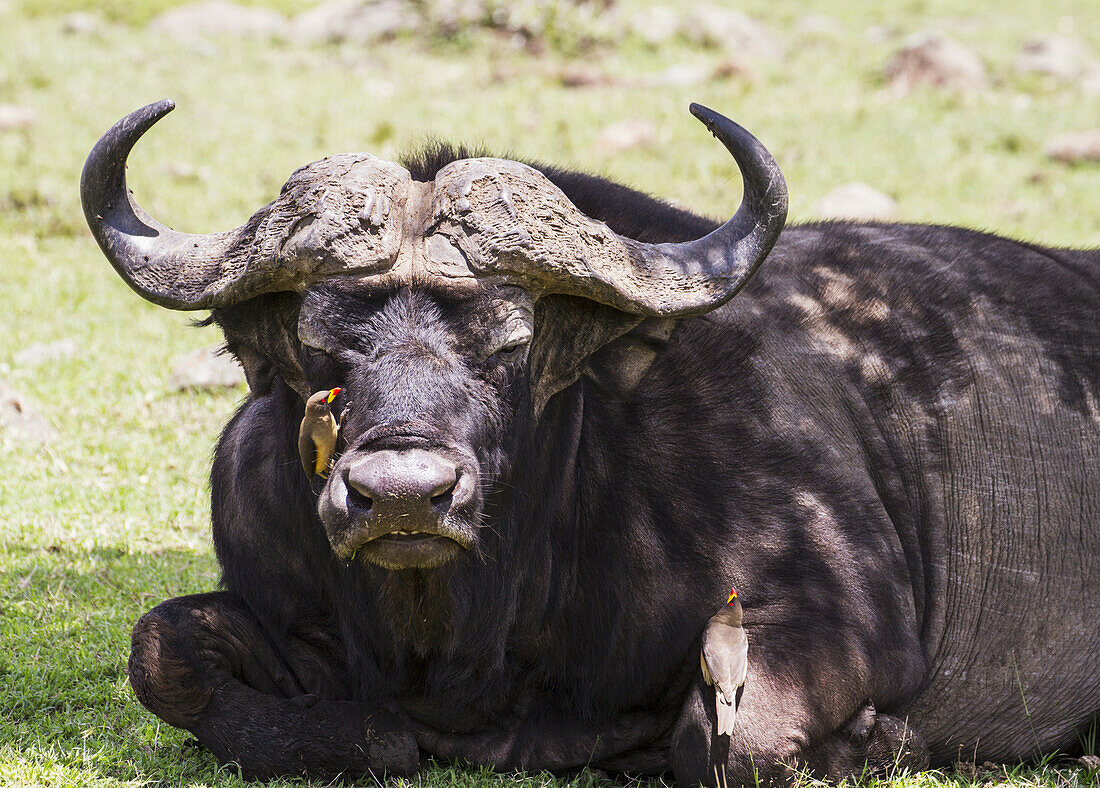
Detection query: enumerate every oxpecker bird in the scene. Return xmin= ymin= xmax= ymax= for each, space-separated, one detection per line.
xmin=298 ymin=388 xmax=341 ymax=480
xmin=700 ymin=588 xmax=749 ymax=737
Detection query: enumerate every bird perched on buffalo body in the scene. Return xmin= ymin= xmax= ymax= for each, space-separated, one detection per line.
xmin=700 ymin=587 xmax=749 ymax=737
xmin=298 ymin=388 xmax=341 ymax=482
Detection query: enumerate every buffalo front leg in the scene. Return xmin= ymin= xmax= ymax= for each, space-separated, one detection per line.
xmin=128 ymin=592 xmax=418 ymax=779
xmin=671 ymin=661 xmax=928 ymax=786
xmin=799 ymin=702 xmax=929 ymax=781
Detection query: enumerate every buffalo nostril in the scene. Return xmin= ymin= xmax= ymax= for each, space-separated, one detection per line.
xmin=346 ymin=484 xmax=373 ymax=514
xmin=430 ymin=489 xmax=455 ymax=515
xmin=428 ymin=470 xmax=457 ymax=509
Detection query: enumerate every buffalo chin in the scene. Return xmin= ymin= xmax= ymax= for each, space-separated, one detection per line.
xmin=356 ymin=534 xmax=466 ymax=570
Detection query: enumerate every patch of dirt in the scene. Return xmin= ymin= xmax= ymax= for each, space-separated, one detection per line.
xmin=1046 ymin=129 xmax=1100 ymax=163
xmin=0 ymin=381 xmax=57 ymax=444
xmin=884 ymin=32 xmax=988 ymax=93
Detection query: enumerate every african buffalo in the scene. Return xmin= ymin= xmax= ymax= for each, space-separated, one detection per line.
xmin=82 ymin=100 xmax=1099 ymax=785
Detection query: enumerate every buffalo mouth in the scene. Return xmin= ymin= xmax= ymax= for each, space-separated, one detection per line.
xmin=355 ymin=528 xmax=469 ymax=569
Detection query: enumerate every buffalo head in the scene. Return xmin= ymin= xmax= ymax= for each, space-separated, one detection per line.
xmin=81 ymin=101 xmax=787 ymax=569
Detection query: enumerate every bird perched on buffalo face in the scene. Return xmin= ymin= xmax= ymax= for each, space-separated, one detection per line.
xmin=700 ymin=588 xmax=749 ymax=737
xmin=298 ymin=388 xmax=341 ymax=483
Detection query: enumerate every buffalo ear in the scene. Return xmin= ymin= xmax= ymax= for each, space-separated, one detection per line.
xmin=210 ymin=292 xmax=311 ymax=400
xmin=225 ymin=339 xmax=276 ymax=396
xmin=529 ymin=297 xmax=677 ymax=415
xmin=582 ymin=317 xmax=679 ymax=395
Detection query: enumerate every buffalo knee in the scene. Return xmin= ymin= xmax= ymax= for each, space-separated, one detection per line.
xmin=129 ymin=604 xmax=214 ymax=729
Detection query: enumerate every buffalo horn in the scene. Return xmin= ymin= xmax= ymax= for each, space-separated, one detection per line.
xmin=81 ymin=100 xmax=285 ymax=310
xmin=591 ymin=104 xmax=787 ymax=316
xmin=438 ymin=104 xmax=788 ymax=317
xmin=83 ymin=102 xmax=785 ymax=317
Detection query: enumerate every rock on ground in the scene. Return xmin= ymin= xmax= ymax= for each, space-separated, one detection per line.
xmin=61 ymin=11 xmax=104 ymax=35
xmin=169 ymin=347 xmax=245 ymax=390
xmin=1045 ymin=129 xmax=1100 ymax=163
xmin=0 ymin=381 xmax=57 ymax=444
xmin=647 ymin=62 xmax=713 ymax=88
xmin=0 ymin=104 xmax=37 ymax=132
xmin=884 ymin=33 xmax=987 ymax=93
xmin=1015 ymin=36 xmax=1091 ymax=79
xmin=595 ymin=119 xmax=657 ymax=153
xmin=628 ymin=5 xmax=680 ymax=46
xmin=149 ymin=0 xmax=288 ymax=38
xmin=685 ymin=6 xmax=783 ymax=60
xmin=812 ymin=182 xmax=897 ymax=221
xmin=1083 ymin=65 xmax=1100 ymax=96
xmin=292 ymin=0 xmax=420 ymax=44
xmin=13 ymin=339 xmax=79 ymax=368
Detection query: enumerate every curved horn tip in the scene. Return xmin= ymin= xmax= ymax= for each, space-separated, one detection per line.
xmin=145 ymin=98 xmax=176 ymax=114
xmin=688 ymin=102 xmax=746 ymax=139
xmin=687 ymin=101 xmax=788 ymax=216
xmin=81 ymin=100 xmax=177 ymax=203
xmin=688 ymin=102 xmax=753 ymax=146
xmin=144 ymin=98 xmax=176 ymax=119
xmin=115 ymin=99 xmax=177 ymax=136
xmin=688 ymin=101 xmax=721 ymax=130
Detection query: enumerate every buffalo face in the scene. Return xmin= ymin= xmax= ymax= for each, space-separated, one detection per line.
xmin=300 ymin=281 xmax=534 ymax=568
xmin=81 ymin=100 xmax=787 ymax=571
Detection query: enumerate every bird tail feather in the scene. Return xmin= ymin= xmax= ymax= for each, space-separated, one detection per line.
xmin=716 ymin=696 xmax=737 ymax=737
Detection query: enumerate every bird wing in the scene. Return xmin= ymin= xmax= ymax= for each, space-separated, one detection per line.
xmin=313 ymin=415 xmax=339 ymax=477
xmin=702 ymin=620 xmax=748 ymax=705
xmin=700 ymin=649 xmax=714 ymax=686
xmin=298 ymin=421 xmax=318 ymax=478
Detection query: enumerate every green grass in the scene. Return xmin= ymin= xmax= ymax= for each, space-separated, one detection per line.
xmin=1 ymin=0 xmax=1098 ymax=786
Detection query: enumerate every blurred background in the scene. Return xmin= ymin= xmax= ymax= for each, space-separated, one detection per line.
xmin=0 ymin=0 xmax=1097 ymax=785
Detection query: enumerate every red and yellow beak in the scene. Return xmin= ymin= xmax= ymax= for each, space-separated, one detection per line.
xmin=326 ymin=387 xmax=341 ymax=404
xmin=727 ymin=587 xmax=738 ymax=605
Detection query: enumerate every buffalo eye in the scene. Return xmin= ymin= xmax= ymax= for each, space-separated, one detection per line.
xmin=301 ymin=343 xmax=330 ymax=364
xmin=492 ymin=341 xmax=528 ymax=363
xmin=300 ymin=343 xmax=341 ymax=382
xmin=488 ymin=327 xmax=532 ymax=364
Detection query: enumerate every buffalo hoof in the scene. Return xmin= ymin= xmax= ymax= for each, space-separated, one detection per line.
xmin=863 ymin=712 xmax=930 ymax=775
xmin=802 ymin=703 xmax=929 ymax=781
